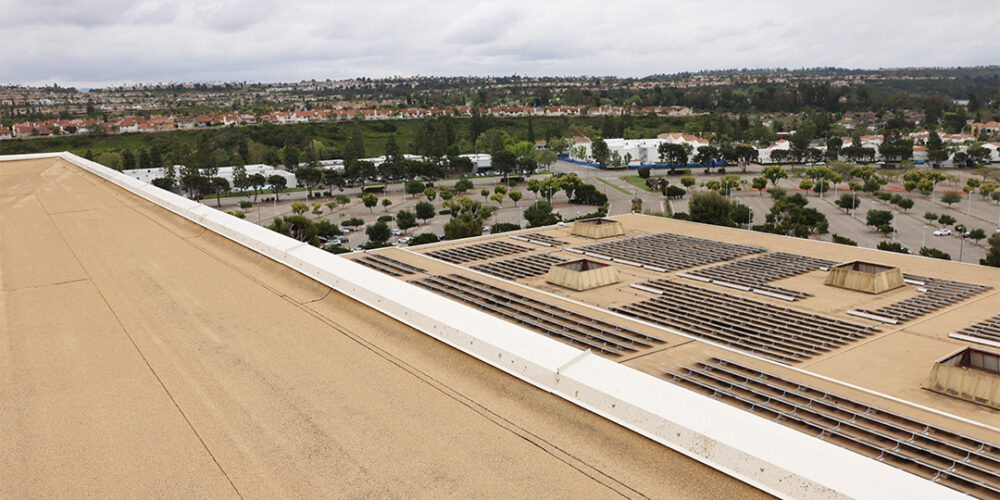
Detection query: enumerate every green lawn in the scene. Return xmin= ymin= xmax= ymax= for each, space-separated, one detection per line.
xmin=620 ymin=175 xmax=655 ymax=193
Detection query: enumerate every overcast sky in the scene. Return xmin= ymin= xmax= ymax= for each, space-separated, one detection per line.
xmin=1 ymin=0 xmax=997 ymax=88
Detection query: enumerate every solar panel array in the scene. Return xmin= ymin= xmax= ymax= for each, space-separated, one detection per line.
xmin=856 ymin=274 xmax=991 ymax=322
xmin=424 ymin=240 xmax=531 ymax=264
xmin=614 ymin=279 xmax=878 ymax=363
xmin=509 ymin=233 xmax=567 ymax=246
xmin=353 ymin=254 xmax=426 ymax=277
xmin=955 ymin=314 xmax=1000 ymax=345
xmin=412 ymin=273 xmax=664 ymax=356
xmin=664 ymin=358 xmax=1000 ymax=499
xmin=568 ymin=232 xmax=765 ymax=271
xmin=470 ymin=254 xmax=568 ymax=280
xmin=684 ymin=252 xmax=835 ymax=300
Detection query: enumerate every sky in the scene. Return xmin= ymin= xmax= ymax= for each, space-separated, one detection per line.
xmin=1 ymin=0 xmax=997 ymax=88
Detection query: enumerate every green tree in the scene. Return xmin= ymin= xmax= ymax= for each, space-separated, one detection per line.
xmin=941 ymin=192 xmax=961 ymax=206
xmin=381 ymin=198 xmax=393 ymax=212
xmin=296 ymin=166 xmax=322 ymax=198
xmin=590 ymin=137 xmax=611 ymax=167
xmin=366 ymin=221 xmax=391 ymax=243
xmin=761 ymin=165 xmax=788 ymax=187
xmin=415 ymin=200 xmax=435 ymax=222
xmin=923 ymin=212 xmax=939 ymax=223
xmin=523 ymin=200 xmax=558 ymax=227
xmin=756 ymin=190 xmax=829 ymax=237
xmin=866 ymin=210 xmax=893 ymax=229
xmin=291 ymin=201 xmax=309 ymax=215
xmin=248 ymin=173 xmax=266 ymax=201
xmin=919 ymin=247 xmax=951 ymax=260
xmin=267 ymin=174 xmax=287 ymax=201
xmin=689 ymin=192 xmax=735 ymax=227
xmin=981 ymin=234 xmax=1000 ymax=267
xmin=751 ymin=177 xmax=768 ymax=195
xmin=396 ymin=210 xmax=417 ymax=233
xmin=361 ymin=193 xmax=379 ymax=213
xmin=508 ymin=190 xmax=523 ymax=206
xmin=835 ymin=193 xmax=860 ymax=212
xmin=969 ymin=228 xmax=987 ymax=245
xmin=938 ymin=214 xmax=957 ymax=227
xmin=680 ymin=175 xmax=696 ymax=189
xmin=424 ymin=187 xmax=437 ymax=203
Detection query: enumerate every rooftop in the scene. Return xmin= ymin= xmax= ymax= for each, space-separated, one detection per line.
xmin=0 ymin=156 xmax=761 ymax=498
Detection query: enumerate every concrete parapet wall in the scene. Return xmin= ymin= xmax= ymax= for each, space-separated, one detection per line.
xmin=0 ymin=152 xmax=964 ymax=500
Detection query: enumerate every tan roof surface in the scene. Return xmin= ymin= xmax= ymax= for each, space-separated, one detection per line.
xmin=1 ymin=157 xmax=766 ymax=498
xmin=376 ymin=215 xmax=1000 ymax=439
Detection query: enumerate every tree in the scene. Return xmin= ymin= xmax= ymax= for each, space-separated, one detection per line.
xmin=381 ymin=198 xmax=392 ymax=212
xmin=923 ymin=212 xmax=939 ymax=223
xmin=268 ymin=215 xmax=318 ymax=244
xmin=296 ymin=166 xmax=322 ymax=198
xmin=969 ymin=228 xmax=987 ymax=245
xmin=415 ymin=200 xmax=435 ymax=222
xmin=422 ymin=187 xmax=436 ymax=204
xmin=267 ymin=174 xmax=287 ymax=201
xmin=835 ymin=193 xmax=860 ymax=212
xmin=981 ymin=234 xmax=1000 ymax=267
xmin=480 ymin=188 xmax=490 ymax=201
xmin=896 ymin=198 xmax=914 ymax=212
xmin=865 ymin=210 xmax=893 ymax=229
xmin=249 ymin=173 xmax=266 ymax=201
xmin=405 ymin=180 xmax=426 ymax=199
xmin=492 ymin=150 xmax=517 ymax=183
xmin=756 ymin=190 xmax=829 ymax=237
xmin=291 ymin=202 xmax=309 ymax=216
xmin=366 ymin=221 xmax=391 ymax=243
xmin=396 ymin=210 xmax=417 ymax=233
xmin=232 ymin=163 xmax=249 ymax=196
xmin=761 ymin=165 xmax=788 ymax=187
xmin=665 ymin=185 xmax=686 ymax=199
xmin=523 ymin=200 xmax=558 ymax=227
xmin=719 ymin=174 xmax=742 ymax=196
xmin=689 ymin=192 xmax=734 ymax=227
xmin=283 ymin=146 xmax=300 ymax=170
xmin=637 ymin=166 xmax=651 ymax=179
xmin=509 ymin=190 xmax=523 ymax=206
xmin=361 ymin=193 xmax=379 ymax=213
xmin=938 ymin=214 xmax=957 ymax=227
xmin=311 ymin=202 xmax=324 ymax=219
xmin=941 ymin=192 xmax=961 ymax=206
xmin=591 ymin=137 xmax=610 ymax=167
xmin=751 ymin=177 xmax=768 ymax=195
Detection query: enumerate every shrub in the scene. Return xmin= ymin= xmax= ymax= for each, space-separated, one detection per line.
xmin=665 ymin=185 xmax=686 ymax=199
xmin=239 ymin=200 xmax=253 ymax=209
xmin=919 ymin=246 xmax=951 ymax=260
xmin=408 ymin=233 xmax=440 ymax=246
xmin=363 ymin=185 xmax=386 ymax=194
xmin=324 ymin=245 xmax=350 ymax=254
xmin=377 ymin=215 xmax=394 ymax=223
xmin=342 ymin=217 xmax=364 ymax=227
xmin=490 ymin=222 xmax=521 ymax=234
xmin=438 ymin=209 xmax=451 ymax=215
xmin=832 ymin=234 xmax=857 ymax=246
xmin=877 ymin=241 xmax=909 ymax=253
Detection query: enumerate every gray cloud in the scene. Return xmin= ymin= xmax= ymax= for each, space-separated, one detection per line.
xmin=1 ymin=0 xmax=997 ymax=87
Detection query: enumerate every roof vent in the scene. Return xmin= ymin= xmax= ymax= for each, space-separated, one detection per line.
xmin=823 ymin=260 xmax=904 ymax=294
xmin=546 ymin=259 xmax=619 ymax=291
xmin=570 ymin=218 xmax=625 ymax=239
xmin=921 ymin=347 xmax=1000 ymax=409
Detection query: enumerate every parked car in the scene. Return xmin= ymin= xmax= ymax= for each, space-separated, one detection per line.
xmin=391 ymin=228 xmax=404 ymax=236
xmin=340 ymin=227 xmax=353 ymax=234
xmin=933 ymin=229 xmax=951 ymax=236
xmin=397 ymin=236 xmax=412 ymax=245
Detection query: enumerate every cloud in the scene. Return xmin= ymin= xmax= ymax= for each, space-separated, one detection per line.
xmin=0 ymin=0 xmax=997 ymax=87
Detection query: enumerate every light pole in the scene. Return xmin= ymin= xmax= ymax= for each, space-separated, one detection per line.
xmin=747 ymin=207 xmax=753 ymax=230
xmin=967 ymin=191 xmax=972 ymax=217
xmin=892 ymin=211 xmax=898 ymax=241
xmin=851 ymin=189 xmax=856 ymax=218
xmin=960 ymin=234 xmax=966 ymax=262
xmin=922 ymin=225 xmax=927 ymax=248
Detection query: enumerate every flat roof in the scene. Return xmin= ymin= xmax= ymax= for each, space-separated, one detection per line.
xmin=0 ymin=157 xmax=765 ymax=498
xmin=356 ymin=212 xmax=1000 ymax=497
